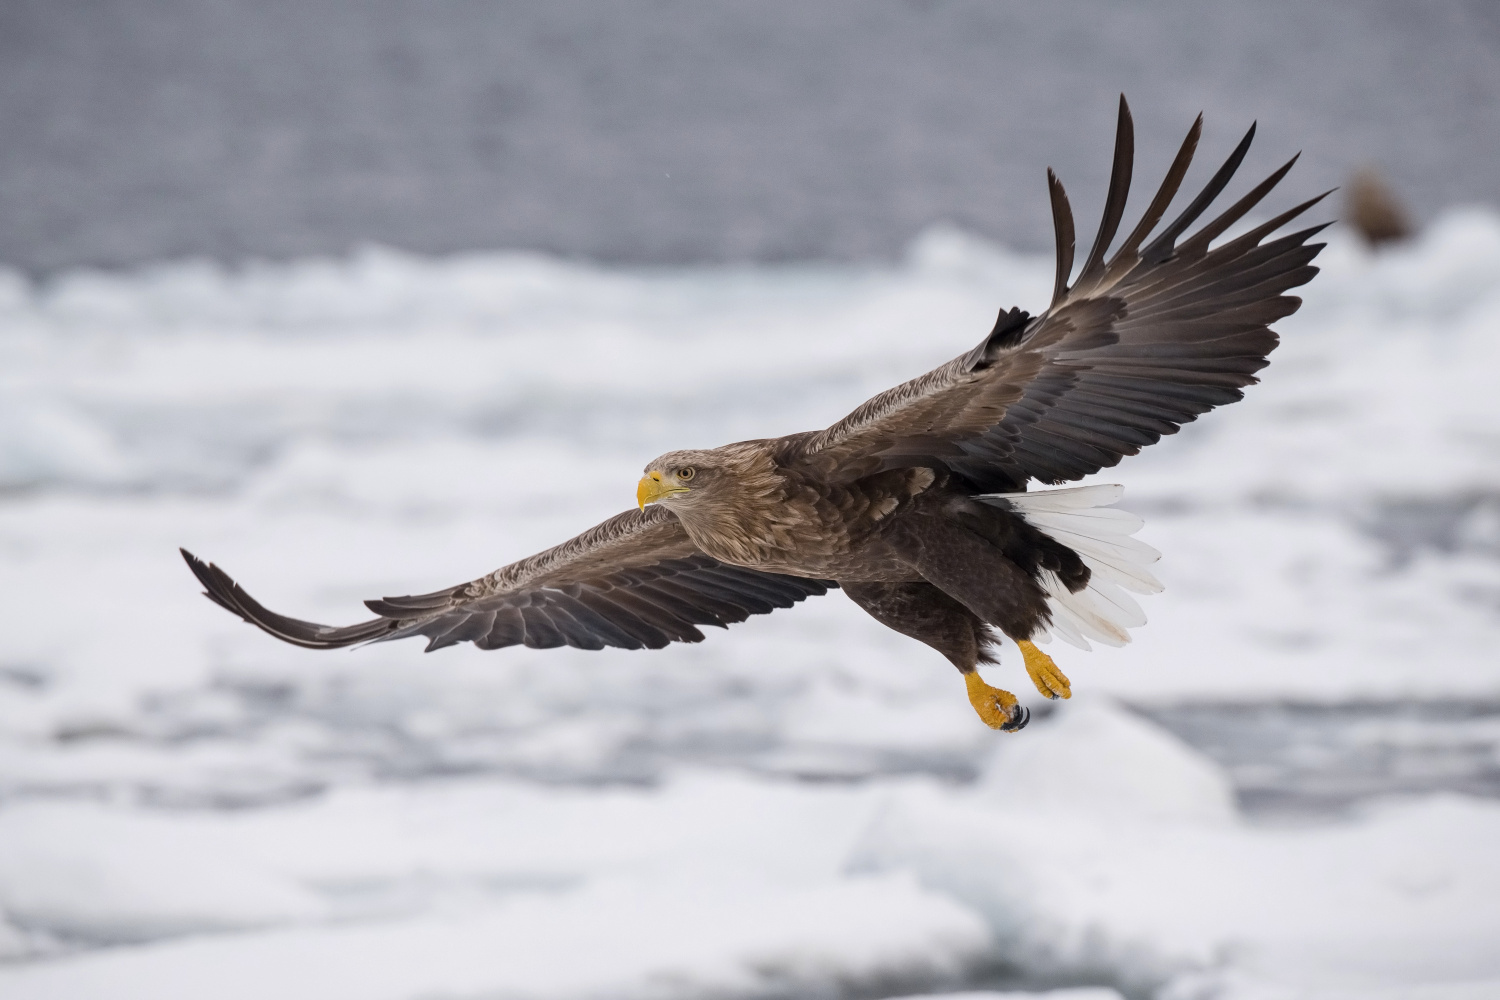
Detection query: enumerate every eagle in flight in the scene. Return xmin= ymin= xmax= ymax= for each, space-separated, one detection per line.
xmin=183 ymin=97 xmax=1326 ymax=732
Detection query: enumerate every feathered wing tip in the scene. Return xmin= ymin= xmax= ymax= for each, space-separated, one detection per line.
xmin=1074 ymin=94 xmax=1135 ymax=290
xmin=180 ymin=548 xmax=397 ymax=649
xmin=1046 ymin=167 xmax=1076 ymax=309
xmin=977 ymin=486 xmax=1162 ymax=652
xmin=1048 ymin=95 xmax=1328 ymax=303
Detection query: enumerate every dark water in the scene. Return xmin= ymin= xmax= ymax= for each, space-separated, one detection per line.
xmin=3 ymin=0 xmax=1499 ymax=272
xmin=1144 ymin=701 xmax=1500 ymax=819
xmin=20 ymin=668 xmax=1500 ymax=820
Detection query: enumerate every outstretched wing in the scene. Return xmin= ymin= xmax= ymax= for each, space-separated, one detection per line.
xmin=783 ymin=96 xmax=1329 ymax=492
xmin=182 ymin=505 xmax=833 ymax=653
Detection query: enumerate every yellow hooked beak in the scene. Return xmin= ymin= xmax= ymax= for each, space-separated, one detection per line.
xmin=637 ymin=470 xmax=689 ymax=510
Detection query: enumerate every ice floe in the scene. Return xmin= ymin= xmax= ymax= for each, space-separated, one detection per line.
xmin=1 ymin=212 xmax=1499 ymax=996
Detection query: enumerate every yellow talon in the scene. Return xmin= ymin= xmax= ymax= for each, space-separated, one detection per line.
xmin=965 ymin=671 xmax=1029 ymax=732
xmin=1019 ymin=640 xmax=1071 ymax=700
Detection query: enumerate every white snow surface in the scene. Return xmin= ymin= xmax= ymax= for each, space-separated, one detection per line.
xmin=1 ymin=213 xmax=1499 ymax=997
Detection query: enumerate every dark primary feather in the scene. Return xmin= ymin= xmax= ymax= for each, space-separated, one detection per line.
xmin=788 ymin=95 xmax=1329 ymax=492
xmin=182 ymin=506 xmax=833 ymax=654
xmin=1075 ymin=94 xmax=1135 ymax=289
xmin=1046 ymin=168 xmax=1076 ymax=309
xmin=1139 ymin=121 xmax=1257 ymax=265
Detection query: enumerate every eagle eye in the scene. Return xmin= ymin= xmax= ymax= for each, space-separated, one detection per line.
xmin=676 ymin=467 xmax=695 ymax=481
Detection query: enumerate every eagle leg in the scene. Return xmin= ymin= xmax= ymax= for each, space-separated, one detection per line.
xmin=841 ymin=579 xmax=1033 ymax=732
xmin=1019 ymin=640 xmax=1071 ymax=701
xmin=965 ymin=671 xmax=1030 ymax=732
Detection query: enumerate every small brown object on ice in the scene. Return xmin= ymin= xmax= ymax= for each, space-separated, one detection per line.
xmin=1346 ymin=168 xmax=1413 ymax=246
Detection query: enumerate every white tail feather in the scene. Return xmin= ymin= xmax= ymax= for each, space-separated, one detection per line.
xmin=979 ymin=484 xmax=1162 ymax=652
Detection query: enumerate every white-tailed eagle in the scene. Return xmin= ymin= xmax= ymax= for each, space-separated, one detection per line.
xmin=184 ymin=97 xmax=1326 ymax=731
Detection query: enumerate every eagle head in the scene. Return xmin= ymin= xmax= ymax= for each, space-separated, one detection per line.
xmin=637 ymin=449 xmax=726 ymax=511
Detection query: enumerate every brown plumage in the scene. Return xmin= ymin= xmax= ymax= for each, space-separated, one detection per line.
xmin=183 ymin=96 xmax=1327 ymax=731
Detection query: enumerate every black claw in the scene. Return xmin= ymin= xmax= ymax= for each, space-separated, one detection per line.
xmin=1001 ymin=704 xmax=1031 ymax=732
xmin=1045 ymin=691 xmax=1059 ymax=701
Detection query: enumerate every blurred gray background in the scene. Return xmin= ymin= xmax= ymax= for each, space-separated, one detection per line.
xmin=2 ymin=0 xmax=1498 ymax=273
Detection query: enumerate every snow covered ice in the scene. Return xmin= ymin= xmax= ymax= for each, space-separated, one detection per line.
xmin=1 ymin=211 xmax=1499 ymax=998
